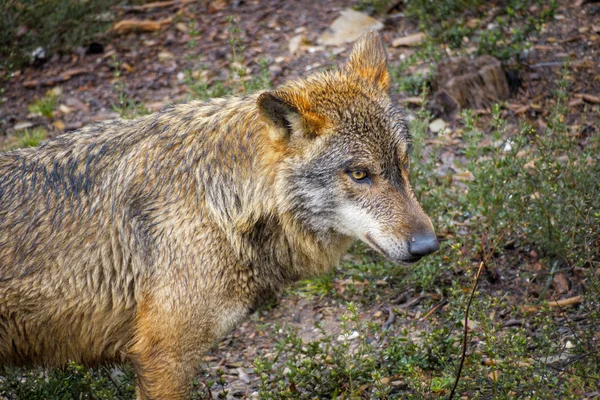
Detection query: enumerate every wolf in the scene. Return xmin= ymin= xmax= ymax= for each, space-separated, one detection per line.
xmin=0 ymin=31 xmax=438 ymax=399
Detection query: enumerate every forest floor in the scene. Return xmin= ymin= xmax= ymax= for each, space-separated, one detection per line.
xmin=1 ymin=0 xmax=599 ymax=399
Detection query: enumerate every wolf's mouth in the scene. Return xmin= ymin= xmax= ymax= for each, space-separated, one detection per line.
xmin=364 ymin=232 xmax=389 ymax=257
xmin=364 ymin=233 xmax=422 ymax=265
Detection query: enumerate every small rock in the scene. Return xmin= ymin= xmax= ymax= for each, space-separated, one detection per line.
xmin=31 ymin=46 xmax=46 ymax=61
xmin=158 ymin=51 xmax=174 ymax=61
xmin=175 ymin=22 xmax=188 ymax=33
xmin=59 ymin=104 xmax=72 ymax=114
xmin=13 ymin=122 xmax=34 ymax=131
xmin=289 ymin=34 xmax=306 ymax=55
xmin=429 ymin=118 xmax=446 ymax=133
xmin=318 ymin=9 xmax=383 ymax=46
xmin=337 ymin=330 xmax=359 ymax=342
xmin=50 ymin=86 xmax=63 ymax=97
xmin=237 ymin=367 xmax=250 ymax=383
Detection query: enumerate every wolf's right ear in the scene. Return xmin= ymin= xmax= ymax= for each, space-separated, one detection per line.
xmin=345 ymin=31 xmax=390 ymax=92
xmin=258 ymin=91 xmax=329 ymax=140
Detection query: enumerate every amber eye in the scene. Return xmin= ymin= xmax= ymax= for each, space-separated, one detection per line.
xmin=349 ymin=170 xmax=368 ymax=182
xmin=403 ymin=158 xmax=410 ymax=170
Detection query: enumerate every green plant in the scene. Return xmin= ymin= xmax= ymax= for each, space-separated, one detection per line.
xmin=0 ymin=363 xmax=136 ymax=400
xmin=18 ymin=127 xmax=47 ymax=148
xmin=184 ymin=17 xmax=271 ymax=100
xmin=0 ymin=0 xmax=116 ymax=69
xmin=109 ymin=55 xmax=150 ymax=119
xmin=405 ymin=0 xmax=557 ymax=61
xmin=28 ymin=90 xmax=59 ymax=119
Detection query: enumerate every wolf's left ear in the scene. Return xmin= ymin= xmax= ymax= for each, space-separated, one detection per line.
xmin=345 ymin=31 xmax=390 ymax=92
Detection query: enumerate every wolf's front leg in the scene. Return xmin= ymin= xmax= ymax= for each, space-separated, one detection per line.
xmin=128 ymin=297 xmax=208 ymax=400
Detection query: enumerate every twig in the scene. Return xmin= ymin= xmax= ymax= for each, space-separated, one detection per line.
xmin=382 ymin=306 xmax=396 ymax=331
xmin=448 ymin=262 xmax=484 ymax=400
xmin=121 ymin=0 xmax=193 ymax=12
xmin=419 ymin=299 xmax=448 ymax=321
xmin=396 ymin=295 xmax=427 ymax=309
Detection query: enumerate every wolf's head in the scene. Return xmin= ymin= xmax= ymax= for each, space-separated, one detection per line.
xmin=258 ymin=31 xmax=438 ymax=265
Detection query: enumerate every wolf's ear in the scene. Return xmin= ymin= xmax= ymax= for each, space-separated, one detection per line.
xmin=345 ymin=31 xmax=390 ymax=92
xmin=258 ymin=91 xmax=329 ymax=140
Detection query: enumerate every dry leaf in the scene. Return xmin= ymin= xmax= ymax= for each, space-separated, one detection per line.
xmin=113 ymin=18 xmax=171 ymax=34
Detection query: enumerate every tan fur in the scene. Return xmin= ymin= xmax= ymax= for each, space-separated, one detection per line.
xmin=0 ymin=32 xmax=437 ymax=399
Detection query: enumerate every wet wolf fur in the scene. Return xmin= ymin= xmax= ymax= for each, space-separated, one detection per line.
xmin=0 ymin=32 xmax=438 ymax=399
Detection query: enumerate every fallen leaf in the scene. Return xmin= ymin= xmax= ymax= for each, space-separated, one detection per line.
xmin=569 ymin=98 xmax=584 ymax=107
xmin=121 ymin=62 xmax=134 ymax=73
xmin=113 ymin=18 xmax=171 ymax=34
xmin=574 ymin=93 xmax=600 ymax=104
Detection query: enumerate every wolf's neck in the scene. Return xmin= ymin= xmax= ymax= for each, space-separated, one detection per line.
xmin=182 ymin=96 xmax=351 ymax=281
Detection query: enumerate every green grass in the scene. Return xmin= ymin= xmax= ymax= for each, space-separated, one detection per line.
xmin=28 ymin=91 xmax=59 ymax=120
xmin=18 ymin=127 xmax=48 ymax=148
xmin=0 ymin=0 xmax=116 ymax=71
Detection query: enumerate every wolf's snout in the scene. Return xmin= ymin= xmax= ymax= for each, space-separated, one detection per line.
xmin=408 ymin=233 xmax=440 ymax=258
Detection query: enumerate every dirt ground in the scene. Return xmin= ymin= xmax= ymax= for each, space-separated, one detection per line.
xmin=1 ymin=0 xmax=599 ymax=398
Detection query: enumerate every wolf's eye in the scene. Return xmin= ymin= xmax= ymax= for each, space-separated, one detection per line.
xmin=403 ymin=158 xmax=410 ymax=170
xmin=349 ymin=170 xmax=368 ymax=182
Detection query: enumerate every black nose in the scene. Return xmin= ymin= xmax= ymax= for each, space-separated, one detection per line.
xmin=408 ymin=233 xmax=440 ymax=258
